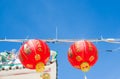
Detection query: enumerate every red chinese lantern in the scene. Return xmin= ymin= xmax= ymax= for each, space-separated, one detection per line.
xmin=68 ymin=40 xmax=98 ymax=72
xmin=18 ymin=39 xmax=50 ymax=72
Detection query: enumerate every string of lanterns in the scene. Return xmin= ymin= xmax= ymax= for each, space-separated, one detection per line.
xmin=18 ymin=39 xmax=98 ymax=79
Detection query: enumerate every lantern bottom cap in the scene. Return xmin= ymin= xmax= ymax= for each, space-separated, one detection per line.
xmin=80 ymin=62 xmax=91 ymax=72
xmin=36 ymin=62 xmax=45 ymax=72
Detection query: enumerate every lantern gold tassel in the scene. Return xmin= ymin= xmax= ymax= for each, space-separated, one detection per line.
xmin=84 ymin=74 xmax=87 ymax=79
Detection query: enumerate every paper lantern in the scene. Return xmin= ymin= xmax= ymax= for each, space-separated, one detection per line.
xmin=18 ymin=39 xmax=50 ymax=72
xmin=68 ymin=40 xmax=98 ymax=72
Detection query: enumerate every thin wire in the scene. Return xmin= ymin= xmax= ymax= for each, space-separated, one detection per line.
xmin=56 ymin=27 xmax=58 ymax=40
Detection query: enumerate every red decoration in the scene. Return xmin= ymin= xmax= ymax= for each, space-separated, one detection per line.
xmin=18 ymin=39 xmax=50 ymax=72
xmin=68 ymin=40 xmax=98 ymax=72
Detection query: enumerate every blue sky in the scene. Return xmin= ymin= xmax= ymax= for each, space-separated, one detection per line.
xmin=0 ymin=0 xmax=120 ymax=79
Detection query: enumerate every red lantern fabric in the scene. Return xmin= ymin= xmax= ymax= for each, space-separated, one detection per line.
xmin=18 ymin=39 xmax=50 ymax=71
xmin=68 ymin=40 xmax=98 ymax=72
